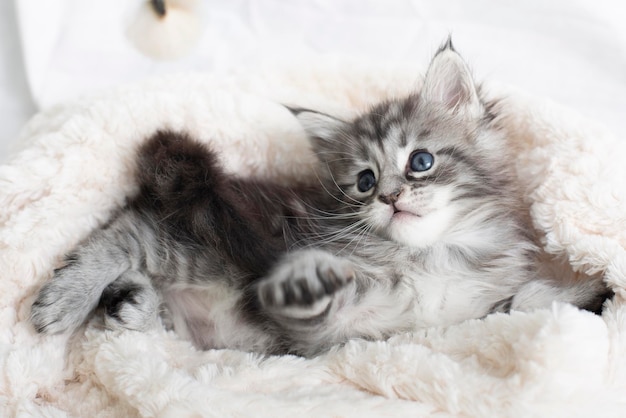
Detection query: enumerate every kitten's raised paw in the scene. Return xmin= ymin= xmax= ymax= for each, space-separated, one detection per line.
xmin=257 ymin=249 xmax=355 ymax=317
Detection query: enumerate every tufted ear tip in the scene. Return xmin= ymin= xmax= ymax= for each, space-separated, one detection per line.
xmin=441 ymin=34 xmax=455 ymax=52
xmin=421 ymin=38 xmax=482 ymax=117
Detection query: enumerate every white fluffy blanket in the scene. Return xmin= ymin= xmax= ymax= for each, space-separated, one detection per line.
xmin=2 ymin=62 xmax=626 ymax=417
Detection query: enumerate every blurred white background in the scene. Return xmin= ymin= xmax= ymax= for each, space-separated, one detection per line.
xmin=1 ymin=0 xmax=625 ymax=162
xmin=0 ymin=1 xmax=36 ymax=161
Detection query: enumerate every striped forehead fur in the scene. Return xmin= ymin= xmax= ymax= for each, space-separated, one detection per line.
xmin=322 ymin=93 xmax=513 ymax=202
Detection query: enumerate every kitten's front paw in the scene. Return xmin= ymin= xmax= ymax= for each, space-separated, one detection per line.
xmin=31 ymin=275 xmax=96 ymax=334
xmin=257 ymin=249 xmax=355 ymax=317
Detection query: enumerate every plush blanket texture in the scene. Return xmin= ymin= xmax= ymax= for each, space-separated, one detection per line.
xmin=1 ymin=62 xmax=626 ymax=417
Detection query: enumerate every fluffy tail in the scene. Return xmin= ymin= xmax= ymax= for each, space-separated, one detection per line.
xmin=135 ymin=130 xmax=281 ymax=275
xmin=135 ymin=130 xmax=225 ymax=213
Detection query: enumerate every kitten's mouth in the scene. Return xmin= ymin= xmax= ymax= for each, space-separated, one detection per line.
xmin=392 ymin=207 xmax=420 ymax=220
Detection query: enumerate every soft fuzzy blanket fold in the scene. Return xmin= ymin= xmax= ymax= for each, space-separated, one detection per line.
xmin=1 ymin=61 xmax=626 ymax=417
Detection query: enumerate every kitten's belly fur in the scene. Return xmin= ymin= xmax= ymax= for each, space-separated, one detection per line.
xmin=405 ymin=271 xmax=497 ymax=328
xmin=163 ymin=283 xmax=274 ymax=352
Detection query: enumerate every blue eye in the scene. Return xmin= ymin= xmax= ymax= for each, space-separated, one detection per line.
xmin=357 ymin=169 xmax=376 ymax=192
xmin=410 ymin=151 xmax=434 ymax=172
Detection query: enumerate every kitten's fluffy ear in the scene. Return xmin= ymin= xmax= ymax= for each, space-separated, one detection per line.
xmin=287 ymin=107 xmax=347 ymax=146
xmin=421 ymin=38 xmax=482 ymax=117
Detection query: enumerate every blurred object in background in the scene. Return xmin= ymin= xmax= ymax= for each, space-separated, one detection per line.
xmin=126 ymin=0 xmax=202 ymax=60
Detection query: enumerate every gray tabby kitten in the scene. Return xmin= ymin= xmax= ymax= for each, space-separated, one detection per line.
xmin=30 ymin=41 xmax=607 ymax=357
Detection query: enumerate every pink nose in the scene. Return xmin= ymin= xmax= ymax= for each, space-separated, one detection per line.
xmin=379 ymin=189 xmax=402 ymax=205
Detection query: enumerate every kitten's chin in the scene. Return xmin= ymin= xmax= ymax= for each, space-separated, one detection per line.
xmin=391 ymin=211 xmax=419 ymax=222
xmin=387 ymin=207 xmax=455 ymax=248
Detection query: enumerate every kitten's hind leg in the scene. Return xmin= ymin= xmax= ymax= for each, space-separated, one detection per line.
xmin=30 ymin=212 xmax=148 ymax=334
xmin=101 ymin=271 xmax=160 ymax=331
xmin=511 ymin=277 xmax=611 ymax=314
xmin=31 ymin=249 xmax=130 ymax=334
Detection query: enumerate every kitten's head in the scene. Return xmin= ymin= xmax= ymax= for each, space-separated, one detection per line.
xmin=293 ymin=41 xmax=514 ymax=248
